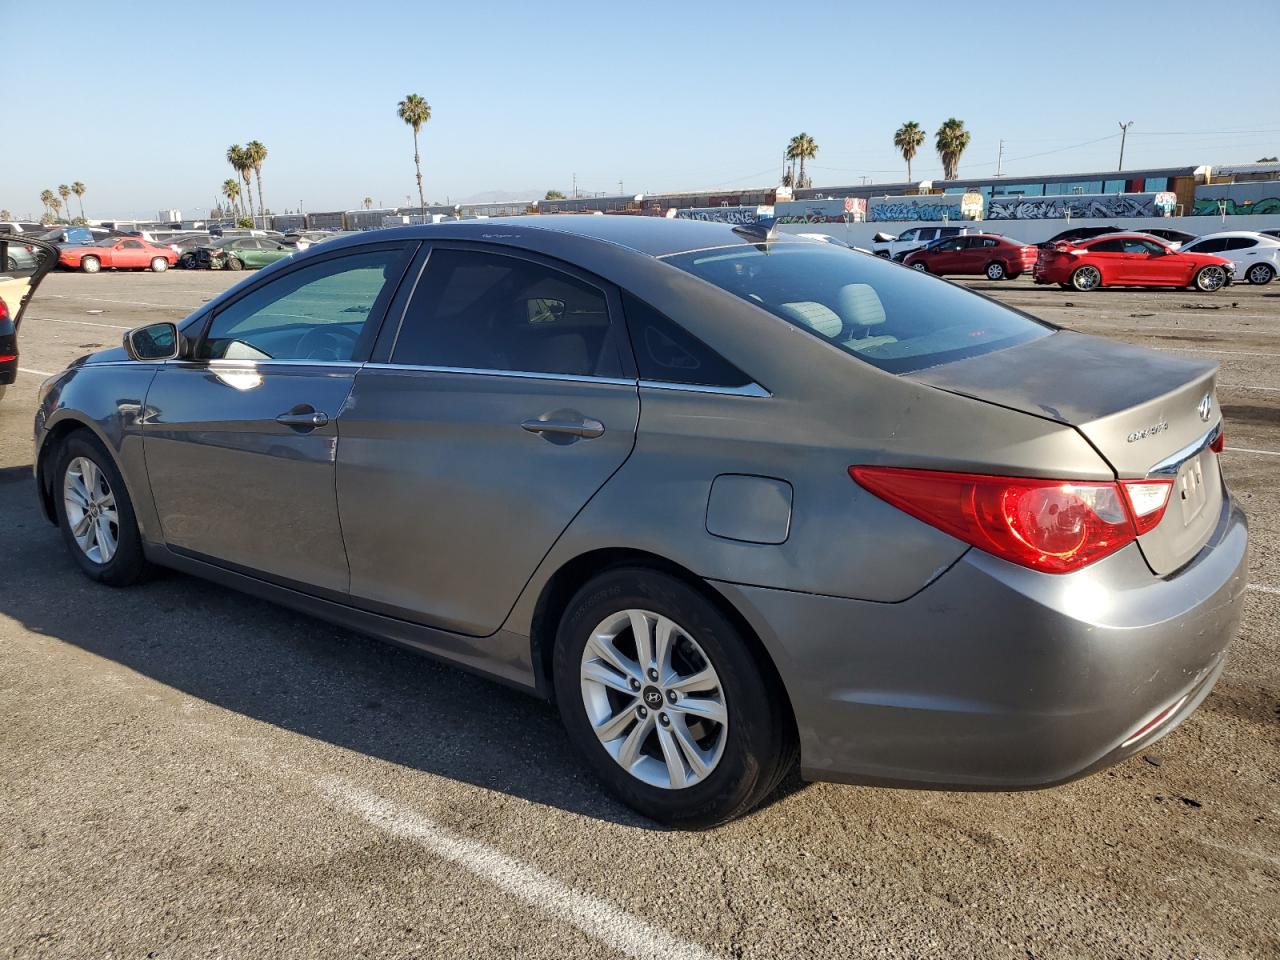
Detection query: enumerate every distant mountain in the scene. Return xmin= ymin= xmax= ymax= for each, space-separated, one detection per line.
xmin=455 ymin=189 xmax=542 ymax=204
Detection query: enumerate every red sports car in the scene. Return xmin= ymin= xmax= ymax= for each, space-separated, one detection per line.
xmin=1034 ymin=233 xmax=1233 ymax=292
xmin=903 ymin=233 xmax=1037 ymax=280
xmin=59 ymin=237 xmax=179 ymax=274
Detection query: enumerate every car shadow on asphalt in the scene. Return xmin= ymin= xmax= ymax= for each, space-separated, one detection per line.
xmin=0 ymin=474 xmax=698 ymax=829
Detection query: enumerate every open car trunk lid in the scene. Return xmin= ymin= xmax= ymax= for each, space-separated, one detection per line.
xmin=0 ymin=235 xmax=59 ymax=391
xmin=912 ymin=330 xmax=1223 ymax=576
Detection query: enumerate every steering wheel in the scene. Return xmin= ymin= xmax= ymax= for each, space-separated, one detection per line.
xmin=295 ymin=325 xmax=358 ymax=362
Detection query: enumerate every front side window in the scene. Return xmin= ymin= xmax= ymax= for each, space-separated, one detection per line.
xmin=122 ymin=240 xmax=144 ymax=249
xmin=392 ymin=248 xmax=621 ymax=378
xmin=662 ymin=242 xmax=1049 ymax=375
xmin=1087 ymin=239 xmax=1125 ymax=253
xmin=200 ymin=247 xmax=408 ymax=361
xmin=1122 ymin=239 xmax=1164 ymax=255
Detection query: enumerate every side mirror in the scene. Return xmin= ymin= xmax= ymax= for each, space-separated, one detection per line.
xmin=123 ymin=321 xmax=181 ymax=361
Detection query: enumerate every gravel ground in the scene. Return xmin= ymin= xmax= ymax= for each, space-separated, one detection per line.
xmin=2 ymin=268 xmax=1277 ymax=960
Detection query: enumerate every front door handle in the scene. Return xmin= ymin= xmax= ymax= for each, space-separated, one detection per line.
xmin=521 ymin=416 xmax=605 ymax=440
xmin=276 ymin=408 xmax=329 ymax=428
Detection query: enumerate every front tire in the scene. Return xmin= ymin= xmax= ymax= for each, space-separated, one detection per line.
xmin=1246 ymin=263 xmax=1274 ymax=285
xmin=226 ymin=256 xmax=244 ymax=271
xmin=1194 ymin=265 xmax=1228 ymax=292
xmin=53 ymin=432 xmax=150 ymax=586
xmin=1071 ymin=265 xmax=1102 ymax=291
xmin=985 ymin=261 xmax=1007 ymax=280
xmin=180 ymin=253 xmax=196 ymax=269
xmin=80 ymin=256 xmax=101 ymax=274
xmin=150 ymin=257 xmax=168 ymax=272
xmin=553 ymin=568 xmax=794 ymax=828
xmin=911 ymin=262 xmax=928 ymax=273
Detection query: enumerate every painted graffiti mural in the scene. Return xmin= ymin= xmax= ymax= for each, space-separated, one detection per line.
xmin=868 ymin=196 xmax=970 ymax=222
xmin=1192 ymin=181 xmax=1280 ymax=216
xmin=987 ymin=193 xmax=1158 ymax=220
xmin=774 ymin=197 xmax=866 ymax=224
xmin=674 ymin=205 xmax=773 ymax=224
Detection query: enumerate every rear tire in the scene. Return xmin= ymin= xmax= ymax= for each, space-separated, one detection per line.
xmin=53 ymin=431 xmax=150 ymax=587
xmin=911 ymin=262 xmax=928 ymax=273
xmin=226 ymin=256 xmax=243 ymax=271
xmin=1194 ymin=265 xmax=1227 ymax=292
xmin=985 ymin=261 xmax=1007 ymax=280
xmin=1246 ymin=263 xmax=1274 ymax=285
xmin=1070 ymin=265 xmax=1101 ymax=291
xmin=553 ymin=568 xmax=795 ymax=828
xmin=81 ymin=256 xmax=100 ymax=274
xmin=150 ymin=257 xmax=168 ymax=272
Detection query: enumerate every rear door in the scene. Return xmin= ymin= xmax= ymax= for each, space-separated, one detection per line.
xmin=0 ymin=236 xmax=57 ymax=393
xmin=1083 ymin=237 xmax=1128 ymax=282
xmin=337 ymin=243 xmax=640 ymax=636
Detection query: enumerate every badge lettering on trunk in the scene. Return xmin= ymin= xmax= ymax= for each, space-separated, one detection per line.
xmin=1126 ymin=419 xmax=1169 ymax=443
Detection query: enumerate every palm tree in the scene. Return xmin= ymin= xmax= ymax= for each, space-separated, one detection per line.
xmin=71 ymin=181 xmax=86 ymax=221
xmin=39 ymin=189 xmax=56 ymax=222
xmin=935 ymin=118 xmax=971 ymax=181
xmin=222 ymin=179 xmax=241 ymax=219
xmin=363 ymin=196 xmax=374 ymax=209
xmin=226 ymin=144 xmax=254 ymax=221
xmin=396 ymin=93 xmax=432 ymax=218
xmin=245 ymin=140 xmax=268 ymax=223
xmin=893 ymin=122 xmax=926 ymax=182
xmin=787 ymin=133 xmax=818 ymax=189
xmin=58 ymin=184 xmax=72 ymax=223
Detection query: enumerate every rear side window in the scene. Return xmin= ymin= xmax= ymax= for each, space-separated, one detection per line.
xmin=1087 ymin=239 xmax=1125 ymax=253
xmin=1224 ymin=237 xmax=1256 ymax=250
xmin=392 ymin=248 xmax=621 ymax=378
xmin=621 ymin=293 xmax=752 ymax=388
xmin=1190 ymin=238 xmax=1227 ymax=253
xmin=662 ymin=242 xmax=1049 ymax=374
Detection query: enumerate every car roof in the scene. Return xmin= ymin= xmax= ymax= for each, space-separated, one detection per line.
xmin=1190 ymin=230 xmax=1277 ymax=240
xmin=333 ymin=215 xmax=800 ymax=259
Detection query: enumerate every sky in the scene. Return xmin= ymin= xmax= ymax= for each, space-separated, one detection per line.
xmin=3 ymin=0 xmax=1278 ymax=220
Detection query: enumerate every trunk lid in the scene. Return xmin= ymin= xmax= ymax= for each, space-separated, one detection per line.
xmin=912 ymin=330 xmax=1223 ymax=575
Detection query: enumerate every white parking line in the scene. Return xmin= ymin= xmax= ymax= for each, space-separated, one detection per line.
xmin=17 ymin=367 xmax=54 ymax=377
xmin=45 ymin=294 xmax=189 ymax=310
xmin=1160 ymin=347 xmax=1280 ymax=359
xmin=1248 ymin=584 xmax=1280 ymax=596
xmin=323 ymin=779 xmax=719 ymax=960
xmin=31 ymin=316 xmax=132 ymax=331
xmin=1219 ymin=383 xmax=1280 ymax=393
xmin=1226 ymin=446 xmax=1280 ymax=457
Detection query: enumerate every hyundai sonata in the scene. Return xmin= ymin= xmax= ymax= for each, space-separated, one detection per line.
xmin=33 ymin=218 xmax=1247 ymax=826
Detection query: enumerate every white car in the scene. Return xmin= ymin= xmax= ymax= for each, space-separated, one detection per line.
xmin=869 ymin=225 xmax=972 ymax=261
xmin=1178 ymin=231 xmax=1280 ymax=285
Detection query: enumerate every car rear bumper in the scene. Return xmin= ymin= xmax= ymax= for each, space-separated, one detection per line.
xmin=712 ymin=489 xmax=1248 ymax=789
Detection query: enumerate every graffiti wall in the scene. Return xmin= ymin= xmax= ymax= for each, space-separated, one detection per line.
xmin=986 ymin=193 xmax=1159 ymax=220
xmin=674 ymin=205 xmax=773 ymax=224
xmin=867 ymin=195 xmax=971 ymax=222
xmin=1192 ymin=181 xmax=1280 ymax=216
xmin=773 ymin=197 xmax=866 ymax=224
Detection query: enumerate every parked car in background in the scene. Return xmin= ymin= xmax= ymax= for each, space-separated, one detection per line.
xmin=58 ymin=236 xmax=179 ymax=273
xmin=0 ymin=221 xmax=45 ymax=235
xmin=904 ymin=233 xmax=1037 ymax=280
xmin=40 ymin=226 xmax=122 ymax=246
xmin=0 ymin=235 xmax=56 ymax=400
xmin=1137 ymin=227 xmax=1196 ymax=249
xmin=1042 ymin=225 xmax=1124 ymax=247
xmin=796 ymin=233 xmax=874 ymax=255
xmin=1260 ymin=229 xmax=1280 ymax=241
xmin=31 ymin=218 xmax=1246 ymax=825
xmin=1034 ymin=233 xmax=1233 ymax=292
xmin=281 ymin=230 xmax=336 ymax=251
xmin=192 ymin=236 xmax=293 ymax=270
xmin=870 ymin=226 xmax=969 ymax=261
xmin=1179 ymin=231 xmax=1280 ymax=285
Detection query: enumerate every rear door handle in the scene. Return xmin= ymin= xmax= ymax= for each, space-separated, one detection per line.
xmin=276 ymin=409 xmax=329 ymax=428
xmin=521 ymin=416 xmax=605 ymax=439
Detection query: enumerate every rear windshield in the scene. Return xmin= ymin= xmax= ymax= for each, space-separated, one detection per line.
xmin=661 ymin=242 xmax=1051 ymax=374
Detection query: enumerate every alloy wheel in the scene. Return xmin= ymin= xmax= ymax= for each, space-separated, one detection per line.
xmin=62 ymin=457 xmax=118 ymax=564
xmin=1073 ymin=266 xmax=1100 ymax=291
xmin=579 ymin=608 xmax=728 ymax=790
xmin=1247 ymin=264 xmax=1273 ymax=285
xmin=1197 ymin=266 xmax=1226 ymax=292
xmin=987 ymin=262 xmax=1005 ymax=280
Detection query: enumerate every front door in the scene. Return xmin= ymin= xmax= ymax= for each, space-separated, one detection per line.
xmin=338 ymin=244 xmax=640 ymax=636
xmin=115 ymin=239 xmax=149 ymax=268
xmin=144 ymin=242 xmax=415 ymax=592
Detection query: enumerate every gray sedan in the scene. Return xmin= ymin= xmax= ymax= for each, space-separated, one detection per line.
xmin=31 ymin=217 xmax=1247 ymax=826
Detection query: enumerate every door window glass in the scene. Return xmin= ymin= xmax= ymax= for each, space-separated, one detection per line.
xmin=1224 ymin=237 xmax=1256 ymax=250
xmin=392 ymin=248 xmax=621 ymax=378
xmin=1087 ymin=239 xmax=1126 ymax=253
xmin=122 ymin=240 xmax=144 ymax=249
xmin=200 ymin=247 xmax=408 ymax=361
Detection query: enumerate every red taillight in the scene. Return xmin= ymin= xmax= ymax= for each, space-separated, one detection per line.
xmin=1210 ymin=428 xmax=1224 ymax=454
xmin=1119 ymin=479 xmax=1173 ymax=535
xmin=849 ymin=467 xmax=1152 ymax=574
xmin=0 ymin=299 xmax=8 ymax=323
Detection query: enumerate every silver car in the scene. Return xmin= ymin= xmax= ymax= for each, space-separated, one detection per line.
xmin=33 ymin=218 xmax=1247 ymax=826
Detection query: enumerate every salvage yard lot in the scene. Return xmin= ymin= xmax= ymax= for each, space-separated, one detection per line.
xmin=2 ymin=269 xmax=1277 ymax=959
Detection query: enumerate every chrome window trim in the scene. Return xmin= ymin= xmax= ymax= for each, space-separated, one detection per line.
xmin=1147 ymin=421 xmax=1222 ymax=479
xmin=163 ymin=358 xmax=364 ymax=369
xmin=362 ymin=362 xmax=635 ymax=387
xmin=639 ymin=379 xmax=771 ymax=398
xmin=359 ymin=362 xmax=771 ymax=396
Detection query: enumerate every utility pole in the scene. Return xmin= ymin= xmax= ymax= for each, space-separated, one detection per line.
xmin=618 ymin=179 xmax=624 ymax=195
xmin=572 ymin=173 xmax=577 ymax=199
xmin=995 ymin=139 xmax=1005 ymax=177
xmin=1117 ymin=121 xmax=1134 ymax=171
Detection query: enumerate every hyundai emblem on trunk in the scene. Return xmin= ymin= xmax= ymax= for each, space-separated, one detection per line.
xmin=1198 ymin=394 xmax=1213 ymax=422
